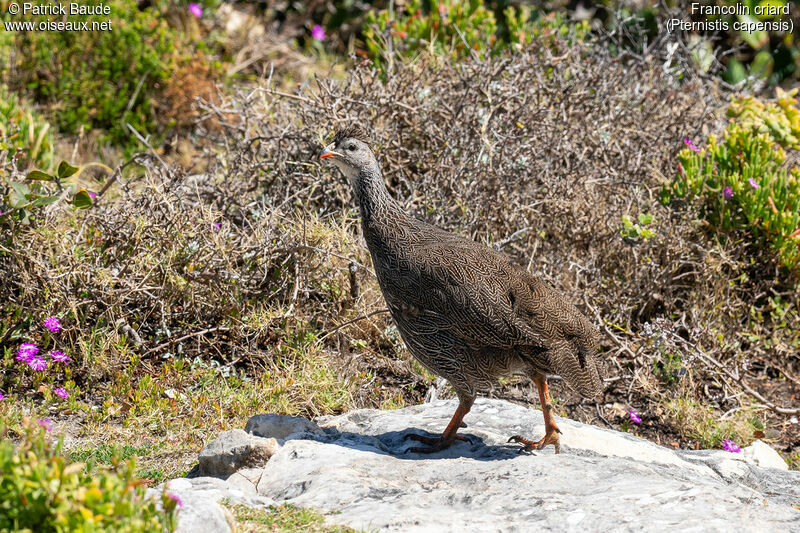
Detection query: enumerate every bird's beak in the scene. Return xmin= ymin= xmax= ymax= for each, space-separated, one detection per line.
xmin=319 ymin=145 xmax=343 ymax=159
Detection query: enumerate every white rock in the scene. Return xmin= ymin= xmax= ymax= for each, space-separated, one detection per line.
xmin=245 ymin=413 xmax=322 ymax=440
xmin=742 ymin=439 xmax=789 ymax=471
xmin=194 ymin=429 xmax=279 ymax=478
xmin=164 ymin=399 xmax=799 ymax=532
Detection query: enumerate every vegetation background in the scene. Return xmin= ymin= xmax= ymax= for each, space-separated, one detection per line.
xmin=1 ymin=0 xmax=799 ymax=530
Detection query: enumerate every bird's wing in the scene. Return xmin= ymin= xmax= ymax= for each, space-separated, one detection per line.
xmin=396 ymin=237 xmax=603 ymax=396
xmin=395 ymin=237 xmax=555 ymax=348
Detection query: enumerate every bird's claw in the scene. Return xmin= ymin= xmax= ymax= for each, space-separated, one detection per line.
xmin=507 ymin=435 xmax=536 ymax=453
xmin=507 ymin=431 xmax=561 ymax=454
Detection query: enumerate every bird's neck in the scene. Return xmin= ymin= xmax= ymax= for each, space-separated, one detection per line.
xmin=352 ymin=167 xmax=403 ymax=229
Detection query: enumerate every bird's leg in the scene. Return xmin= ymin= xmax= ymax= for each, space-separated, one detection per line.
xmin=405 ymin=399 xmax=474 ymax=453
xmin=508 ymin=373 xmax=562 ymax=454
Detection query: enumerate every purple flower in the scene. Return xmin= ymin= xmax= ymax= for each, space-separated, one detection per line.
xmin=212 ymin=222 xmax=221 ymax=230
xmin=0 ymin=391 xmax=4 ymax=401
xmin=28 ymin=356 xmax=47 ymax=371
xmin=38 ymin=419 xmax=53 ymax=431
xmin=16 ymin=343 xmax=39 ymax=363
xmin=49 ymin=351 xmax=72 ymax=364
xmin=628 ymin=409 xmax=641 ymax=424
xmin=54 ymin=387 xmax=68 ymax=399
xmin=44 ymin=316 xmax=62 ymax=332
xmin=188 ymin=3 xmax=202 ymax=18
xmin=88 ymin=192 xmax=97 ymax=198
xmin=723 ymin=186 xmax=733 ymax=200
xmin=748 ymin=178 xmax=759 ymax=189
xmin=722 ymin=439 xmax=741 ymax=453
xmin=166 ymin=492 xmax=183 ymax=508
xmin=683 ymin=138 xmax=701 ymax=153
xmin=312 ymin=24 xmax=325 ymax=41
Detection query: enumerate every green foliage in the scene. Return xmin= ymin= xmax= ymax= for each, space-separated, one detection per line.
xmin=0 ymin=420 xmax=177 ymax=532
xmin=0 ymin=86 xmax=54 ymax=172
xmin=2 ymin=0 xmax=193 ymax=151
xmin=783 ymin=451 xmax=800 ymax=470
xmin=364 ymin=0 xmax=497 ymax=66
xmin=363 ymin=0 xmax=587 ymax=71
xmin=661 ymin=88 xmax=800 ymax=271
xmin=503 ymin=6 xmax=588 ymax=50
xmin=224 ymin=502 xmax=357 ymax=532
xmin=620 ymin=213 xmax=656 ymax=241
xmin=665 ymin=397 xmax=740 ymax=449
xmin=652 ymin=351 xmax=684 ymax=386
xmin=1 ymin=160 xmax=107 ymax=226
xmin=715 ymin=0 xmax=797 ymax=84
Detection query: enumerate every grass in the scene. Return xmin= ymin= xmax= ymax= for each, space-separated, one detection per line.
xmin=663 ymin=394 xmax=762 ymax=450
xmin=783 ymin=451 xmax=800 ymax=470
xmin=0 ymin=319 xmax=366 ymax=483
xmin=223 ymin=502 xmax=359 ymax=533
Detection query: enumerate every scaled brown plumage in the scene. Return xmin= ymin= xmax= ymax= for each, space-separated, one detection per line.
xmin=320 ymin=130 xmax=603 ymax=454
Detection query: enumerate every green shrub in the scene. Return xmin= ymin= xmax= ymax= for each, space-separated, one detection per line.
xmin=0 ymin=420 xmax=178 ymax=532
xmin=363 ymin=0 xmax=588 ymax=71
xmin=2 ymin=161 xmax=101 ymax=226
xmin=620 ymin=213 xmax=656 ymax=241
xmin=2 ymin=1 xmax=196 ymax=152
xmin=0 ymin=85 xmax=55 ymax=172
xmin=661 ymin=88 xmax=800 ymax=272
xmin=364 ymin=0 xmax=497 ymax=66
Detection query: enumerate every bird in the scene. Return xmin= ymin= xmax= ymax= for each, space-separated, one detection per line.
xmin=319 ymin=126 xmax=603 ymax=454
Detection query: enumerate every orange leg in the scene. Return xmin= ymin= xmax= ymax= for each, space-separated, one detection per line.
xmin=405 ymin=399 xmax=473 ymax=453
xmin=508 ymin=373 xmax=562 ymax=454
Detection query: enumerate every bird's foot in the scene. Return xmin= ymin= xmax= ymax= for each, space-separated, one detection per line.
xmin=403 ymin=432 xmax=472 ymax=453
xmin=508 ymin=427 xmax=561 ymax=454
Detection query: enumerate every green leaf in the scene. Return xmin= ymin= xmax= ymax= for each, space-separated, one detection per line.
xmin=750 ymin=50 xmax=774 ymax=79
xmin=9 ymin=191 xmax=29 ymax=209
xmin=9 ymin=181 xmax=30 ymax=198
xmin=27 ymin=170 xmax=54 ymax=181
xmin=724 ymin=58 xmax=747 ymax=85
xmin=638 ymin=213 xmax=655 ymax=225
xmin=737 ymin=15 xmax=769 ymax=49
xmin=57 ymin=161 xmax=80 ymax=180
xmin=72 ymin=190 xmax=92 ymax=209
xmin=32 ymin=195 xmax=60 ymax=207
xmin=755 ymin=0 xmax=786 ymax=21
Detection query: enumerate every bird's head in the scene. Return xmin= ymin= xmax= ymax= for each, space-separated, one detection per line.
xmin=319 ymin=126 xmax=378 ymax=180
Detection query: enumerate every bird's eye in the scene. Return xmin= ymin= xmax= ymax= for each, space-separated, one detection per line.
xmin=348 ymin=144 xmax=356 ymax=151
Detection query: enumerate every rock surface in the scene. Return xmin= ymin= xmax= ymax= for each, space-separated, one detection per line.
xmin=189 ymin=429 xmax=279 ymax=478
xmin=162 ymin=398 xmax=800 ymax=532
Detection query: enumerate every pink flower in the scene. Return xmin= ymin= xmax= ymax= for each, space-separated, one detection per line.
xmin=166 ymin=492 xmax=183 ymax=507
xmin=683 ymin=138 xmax=701 ymax=153
xmin=88 ymin=192 xmax=97 ymax=198
xmin=44 ymin=316 xmax=62 ymax=332
xmin=28 ymin=356 xmax=47 ymax=371
xmin=628 ymin=409 xmax=641 ymax=424
xmin=212 ymin=222 xmax=221 ymax=230
xmin=0 ymin=391 xmax=5 ymax=401
xmin=50 ymin=351 xmax=72 ymax=364
xmin=748 ymin=178 xmax=759 ymax=189
xmin=312 ymin=24 xmax=325 ymax=41
xmin=722 ymin=439 xmax=741 ymax=453
xmin=15 ymin=343 xmax=39 ymax=362
xmin=54 ymin=387 xmax=68 ymax=399
xmin=188 ymin=3 xmax=202 ymax=18
xmin=38 ymin=419 xmax=53 ymax=431
xmin=723 ymin=186 xmax=733 ymax=200
xmin=15 ymin=351 xmax=33 ymax=363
